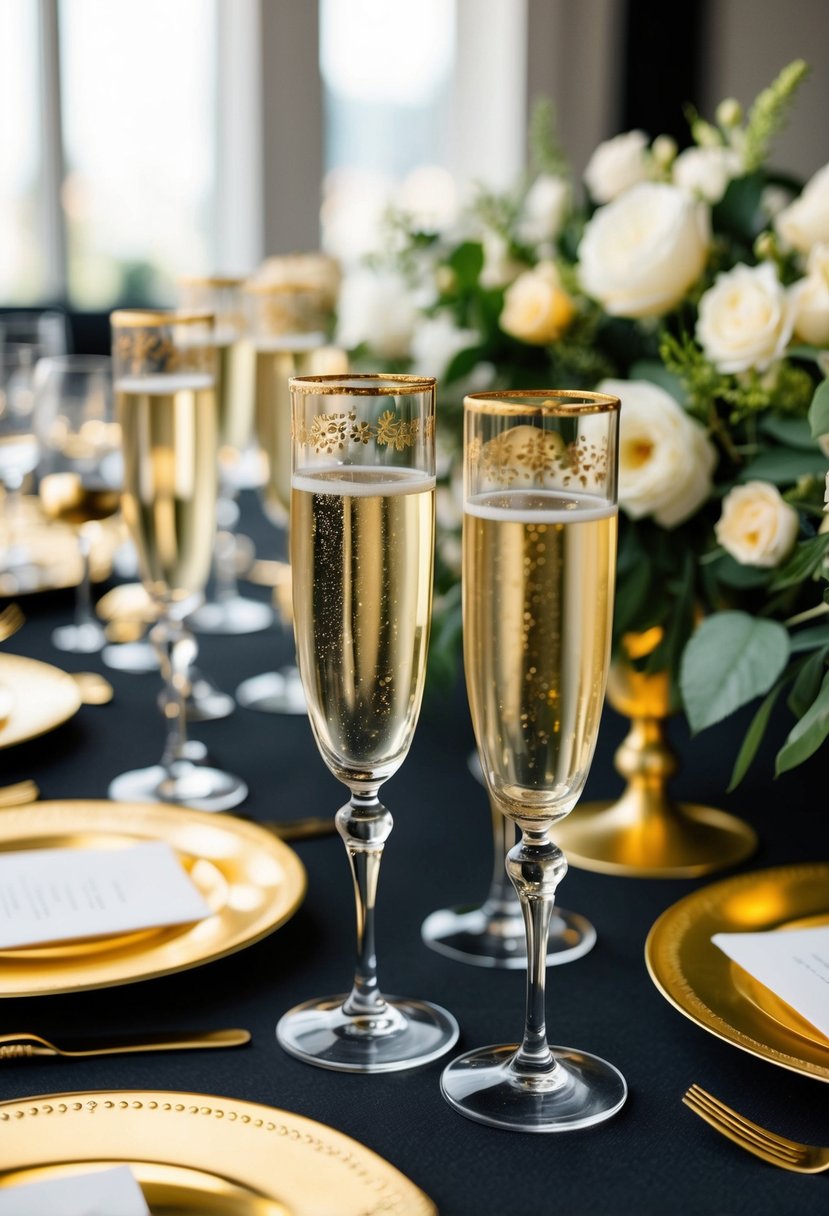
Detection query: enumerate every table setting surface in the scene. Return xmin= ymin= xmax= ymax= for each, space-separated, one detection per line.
xmin=0 ymin=494 xmax=828 ymax=1216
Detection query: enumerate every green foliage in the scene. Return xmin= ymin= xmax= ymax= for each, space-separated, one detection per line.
xmin=742 ymin=59 xmax=810 ymax=172
xmin=680 ymin=613 xmax=790 ymax=732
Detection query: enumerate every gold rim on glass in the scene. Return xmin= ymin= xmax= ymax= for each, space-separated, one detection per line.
xmin=464 ymin=389 xmax=621 ymax=416
xmin=177 ymin=274 xmax=246 ymax=288
xmin=110 ymin=310 xmax=215 ymax=328
xmin=289 ymin=373 xmax=437 ymax=396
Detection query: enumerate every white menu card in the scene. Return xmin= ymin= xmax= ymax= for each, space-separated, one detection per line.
xmin=0 ymin=841 xmax=211 ymax=950
xmin=0 ymin=1166 xmax=150 ymax=1215
xmin=713 ymin=924 xmax=829 ymax=1040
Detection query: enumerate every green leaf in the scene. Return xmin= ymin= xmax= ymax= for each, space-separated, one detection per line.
xmin=443 ymin=345 xmax=486 ymax=385
xmin=760 ymin=414 xmax=820 ymax=452
xmin=787 ymin=645 xmax=829 ymax=717
xmin=790 ymin=621 xmax=829 ymax=652
xmin=447 ymin=241 xmax=485 ymax=291
xmin=788 ymin=344 xmax=825 ymax=364
xmin=613 ymin=559 xmax=653 ymax=637
xmin=728 ymin=679 xmax=785 ymax=791
xmin=769 ymin=532 xmax=829 ymax=591
xmin=739 ymin=447 xmax=829 ymax=485
xmin=627 ymin=360 xmax=685 ymax=402
xmin=680 ymin=612 xmax=790 ymax=732
xmin=713 ymin=554 xmax=772 ymax=589
xmin=808 ymin=377 xmax=829 ymax=438
xmin=776 ymin=669 xmax=829 ymax=774
xmin=711 ymin=172 xmax=765 ymax=242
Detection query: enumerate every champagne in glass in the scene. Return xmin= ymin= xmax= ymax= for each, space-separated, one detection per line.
xmin=441 ymin=390 xmax=627 ymax=1132
xmin=107 ymin=311 xmax=247 ymax=813
xmin=34 ymin=355 xmax=120 ymax=654
xmin=235 ymin=277 xmax=347 ymax=715
xmin=276 ymin=373 xmax=458 ymax=1073
xmin=179 ymin=276 xmax=272 ymax=638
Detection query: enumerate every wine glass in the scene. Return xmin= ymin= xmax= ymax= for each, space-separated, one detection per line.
xmin=235 ymin=281 xmax=346 ymax=715
xmin=178 ymin=275 xmax=273 ymax=637
xmin=440 ymin=389 xmax=627 ymax=1131
xmin=421 ymin=749 xmax=595 ymax=967
xmin=34 ymin=356 xmax=120 ymax=653
xmin=107 ymin=309 xmax=247 ymax=813
xmin=276 ymin=373 xmax=459 ymax=1072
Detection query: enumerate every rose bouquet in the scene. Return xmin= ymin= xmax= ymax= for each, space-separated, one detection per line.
xmin=333 ymin=61 xmax=829 ymax=785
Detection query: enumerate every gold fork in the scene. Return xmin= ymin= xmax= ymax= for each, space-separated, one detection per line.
xmin=0 ymin=603 xmax=24 ymax=643
xmin=683 ymin=1083 xmax=829 ymax=1174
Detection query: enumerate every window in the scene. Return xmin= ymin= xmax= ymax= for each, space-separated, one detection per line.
xmin=0 ymin=1 xmax=42 ymax=302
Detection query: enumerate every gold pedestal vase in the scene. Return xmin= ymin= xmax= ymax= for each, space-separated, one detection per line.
xmin=552 ymin=657 xmax=757 ymax=878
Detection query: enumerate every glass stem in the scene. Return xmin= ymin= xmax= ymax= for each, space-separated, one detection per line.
xmin=214 ymin=489 xmax=240 ymax=604
xmin=481 ymin=794 xmax=519 ymax=918
xmin=337 ymin=788 xmax=393 ymax=1017
xmin=152 ymin=616 xmax=197 ymax=770
xmin=75 ymin=527 xmax=96 ymax=630
xmin=506 ymin=827 xmax=568 ymax=1078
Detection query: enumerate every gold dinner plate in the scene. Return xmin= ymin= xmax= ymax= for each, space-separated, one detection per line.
xmin=0 ymin=801 xmax=306 ymax=997
xmin=0 ymin=654 xmax=82 ymax=749
xmin=0 ymin=1090 xmax=435 ymax=1215
xmin=645 ymin=862 xmax=829 ymax=1081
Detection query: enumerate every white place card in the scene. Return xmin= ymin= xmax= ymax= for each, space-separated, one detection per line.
xmin=0 ymin=1165 xmax=150 ymax=1215
xmin=0 ymin=841 xmax=211 ymax=950
xmin=713 ymin=924 xmax=829 ymax=1040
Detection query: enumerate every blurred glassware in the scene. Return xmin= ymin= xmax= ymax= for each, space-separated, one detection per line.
xmin=235 ymin=272 xmax=347 ymax=716
xmin=177 ymin=275 xmax=273 ymax=637
xmin=107 ymin=309 xmax=246 ymax=812
xmin=35 ymin=355 xmax=120 ymax=653
xmin=0 ymin=312 xmax=68 ymax=576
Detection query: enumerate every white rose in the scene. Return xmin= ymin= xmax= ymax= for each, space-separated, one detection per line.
xmin=516 ymin=175 xmax=570 ymax=246
xmin=716 ymin=481 xmax=799 ymax=567
xmin=696 ymin=262 xmax=795 ymax=374
xmin=499 ymin=262 xmax=575 ymax=345
xmin=579 ymin=184 xmax=710 ymax=318
xmin=775 ymin=163 xmax=829 ymax=255
xmin=479 ymin=231 xmax=522 ymax=289
xmin=791 ymin=243 xmax=829 ymax=346
xmin=672 ymin=146 xmax=741 ymax=203
xmin=583 ymin=130 xmax=651 ymax=203
xmin=599 ymin=378 xmax=717 ymax=528
xmin=410 ymin=314 xmax=478 ymax=380
xmin=335 ymin=269 xmax=416 ymax=359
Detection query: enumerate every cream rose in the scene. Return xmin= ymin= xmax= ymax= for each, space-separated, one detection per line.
xmin=516 ymin=175 xmax=570 ymax=246
xmin=696 ymin=262 xmax=795 ymax=374
xmin=792 ymin=244 xmax=829 ymax=346
xmin=499 ymin=262 xmax=575 ymax=345
xmin=579 ymin=183 xmax=710 ymax=318
xmin=775 ymin=163 xmax=829 ymax=255
xmin=599 ymin=378 xmax=716 ymax=528
xmin=672 ymin=146 xmax=741 ymax=203
xmin=715 ymin=481 xmax=799 ymax=567
xmin=583 ymin=130 xmax=651 ymax=203
xmin=335 ymin=269 xmax=416 ymax=359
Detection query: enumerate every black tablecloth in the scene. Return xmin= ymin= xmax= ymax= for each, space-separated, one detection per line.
xmin=1 ymin=494 xmax=828 ymax=1216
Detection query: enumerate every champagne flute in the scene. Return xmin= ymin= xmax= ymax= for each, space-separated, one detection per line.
xmin=276 ymin=373 xmax=458 ymax=1072
xmin=235 ymin=281 xmax=346 ymax=715
xmin=178 ymin=275 xmax=273 ymax=636
xmin=107 ymin=310 xmax=247 ymax=813
xmin=34 ymin=355 xmax=120 ymax=653
xmin=441 ymin=389 xmax=627 ymax=1131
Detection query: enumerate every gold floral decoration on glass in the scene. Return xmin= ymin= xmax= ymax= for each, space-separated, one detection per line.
xmin=293 ymin=408 xmax=434 ymax=454
xmin=473 ymin=424 xmax=608 ymax=490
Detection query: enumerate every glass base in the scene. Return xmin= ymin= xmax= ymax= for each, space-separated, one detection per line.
xmin=236 ymin=669 xmax=307 ymax=715
xmin=102 ymin=640 xmax=159 ymax=673
xmin=52 ymin=621 xmax=106 ymax=654
xmin=421 ymin=904 xmax=596 ymax=969
xmin=108 ymin=761 xmax=248 ymax=812
xmin=276 ymin=993 xmax=459 ymax=1074
xmin=441 ymin=1043 xmax=627 ymax=1132
xmin=189 ymin=596 xmax=273 ymax=635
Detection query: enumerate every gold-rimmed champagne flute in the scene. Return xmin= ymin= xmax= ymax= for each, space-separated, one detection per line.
xmin=107 ymin=310 xmax=247 ymax=813
xmin=177 ymin=274 xmax=273 ymax=637
xmin=235 ymin=280 xmax=347 ymax=715
xmin=276 ymin=373 xmax=458 ymax=1072
xmin=441 ymin=389 xmax=627 ymax=1131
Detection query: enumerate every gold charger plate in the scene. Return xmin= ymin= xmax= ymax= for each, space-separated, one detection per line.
xmin=0 ymin=1089 xmax=435 ymax=1215
xmin=645 ymin=862 xmax=829 ymax=1081
xmin=0 ymin=801 xmax=306 ymax=997
xmin=0 ymin=654 xmax=82 ymax=749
